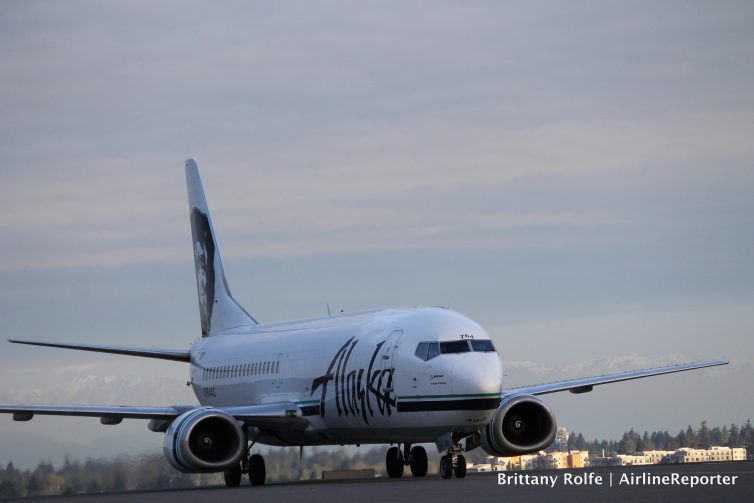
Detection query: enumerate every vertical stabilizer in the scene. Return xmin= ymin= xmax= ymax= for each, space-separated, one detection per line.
xmin=185 ymin=159 xmax=256 ymax=336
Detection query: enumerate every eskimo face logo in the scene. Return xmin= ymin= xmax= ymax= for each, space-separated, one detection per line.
xmin=311 ymin=337 xmax=396 ymax=424
xmin=191 ymin=208 xmax=215 ymax=337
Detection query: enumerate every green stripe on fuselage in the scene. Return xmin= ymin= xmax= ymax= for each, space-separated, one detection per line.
xmin=397 ymin=392 xmax=500 ymax=400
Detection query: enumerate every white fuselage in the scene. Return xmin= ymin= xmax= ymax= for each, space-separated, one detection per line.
xmin=189 ymin=306 xmax=503 ymax=446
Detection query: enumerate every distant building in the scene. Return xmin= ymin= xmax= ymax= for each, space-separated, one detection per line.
xmin=468 ymin=445 xmax=746 ymax=473
xmin=540 ymin=451 xmax=589 ymax=469
xmin=555 ymin=427 xmax=570 ymax=451
xmin=513 ymin=453 xmax=541 ymax=471
xmin=568 ymin=450 xmax=589 ymax=468
xmin=612 ymin=450 xmax=674 ymax=466
xmin=588 ymin=456 xmax=618 ymax=467
xmin=613 ymin=454 xmax=651 ymax=466
xmin=467 ymin=456 xmax=511 ymax=473
xmin=590 ymin=446 xmax=746 ymax=466
xmin=674 ymin=446 xmax=746 ymax=463
xmin=467 ymin=462 xmax=493 ymax=473
xmin=640 ymin=450 xmax=675 ymax=464
xmin=541 ymin=451 xmax=568 ymax=469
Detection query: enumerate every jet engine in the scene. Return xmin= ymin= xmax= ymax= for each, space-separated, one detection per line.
xmin=164 ymin=408 xmax=245 ymax=473
xmin=480 ymin=394 xmax=557 ymax=456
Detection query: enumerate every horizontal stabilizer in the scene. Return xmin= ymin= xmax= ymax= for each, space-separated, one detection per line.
xmin=8 ymin=339 xmax=190 ymax=362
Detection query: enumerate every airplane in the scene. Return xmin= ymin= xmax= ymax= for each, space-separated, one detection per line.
xmin=0 ymin=160 xmax=728 ymax=486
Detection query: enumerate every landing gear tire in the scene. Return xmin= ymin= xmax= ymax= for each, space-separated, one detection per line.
xmin=224 ymin=464 xmax=242 ymax=487
xmin=409 ymin=446 xmax=428 ymax=477
xmin=248 ymin=454 xmax=266 ymax=486
xmin=439 ymin=454 xmax=453 ymax=479
xmin=453 ymin=454 xmax=467 ymax=479
xmin=386 ymin=446 xmax=405 ymax=478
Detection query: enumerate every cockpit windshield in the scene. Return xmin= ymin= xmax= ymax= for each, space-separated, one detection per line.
xmin=470 ymin=339 xmax=495 ymax=352
xmin=440 ymin=341 xmax=470 ymax=354
xmin=414 ymin=339 xmax=496 ymax=361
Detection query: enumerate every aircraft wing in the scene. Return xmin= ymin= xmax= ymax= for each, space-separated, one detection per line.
xmin=0 ymin=402 xmax=309 ymax=430
xmin=0 ymin=404 xmax=184 ymax=421
xmin=503 ymin=359 xmax=728 ymax=396
xmin=7 ymin=339 xmax=190 ymax=363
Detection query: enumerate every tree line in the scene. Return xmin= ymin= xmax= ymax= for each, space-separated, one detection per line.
xmin=564 ymin=419 xmax=754 ymax=456
xmin=0 ymin=419 xmax=751 ymax=497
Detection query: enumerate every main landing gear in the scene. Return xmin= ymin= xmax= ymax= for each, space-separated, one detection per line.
xmin=385 ymin=444 xmax=429 ymax=478
xmin=224 ymin=451 xmax=266 ymax=487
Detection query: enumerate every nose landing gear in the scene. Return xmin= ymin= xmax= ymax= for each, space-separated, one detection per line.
xmin=439 ymin=448 xmax=467 ymax=479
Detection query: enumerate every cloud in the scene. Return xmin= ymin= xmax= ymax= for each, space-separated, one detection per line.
xmin=1 ymin=2 xmax=753 ymax=271
xmin=2 ymin=111 xmax=753 ymax=270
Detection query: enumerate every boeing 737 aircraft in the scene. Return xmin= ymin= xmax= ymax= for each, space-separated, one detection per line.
xmin=0 ymin=160 xmax=728 ymax=485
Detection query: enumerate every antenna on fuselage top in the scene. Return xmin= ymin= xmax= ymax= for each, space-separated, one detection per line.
xmin=326 ymin=303 xmax=332 ymax=317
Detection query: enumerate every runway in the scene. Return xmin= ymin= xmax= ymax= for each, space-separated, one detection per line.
xmin=9 ymin=462 xmax=753 ymax=503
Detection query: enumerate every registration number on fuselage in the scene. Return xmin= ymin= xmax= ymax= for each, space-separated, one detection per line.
xmin=202 ymin=386 xmax=216 ymax=398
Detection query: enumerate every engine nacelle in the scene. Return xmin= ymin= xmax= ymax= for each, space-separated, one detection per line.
xmin=480 ymin=394 xmax=557 ymax=456
xmin=164 ymin=408 xmax=245 ymax=473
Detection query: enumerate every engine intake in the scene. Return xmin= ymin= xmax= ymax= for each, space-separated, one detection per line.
xmin=164 ymin=408 xmax=245 ymax=473
xmin=480 ymin=394 xmax=557 ymax=456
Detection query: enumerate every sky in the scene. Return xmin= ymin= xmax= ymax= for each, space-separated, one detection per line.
xmin=1 ymin=1 xmax=753 ymax=468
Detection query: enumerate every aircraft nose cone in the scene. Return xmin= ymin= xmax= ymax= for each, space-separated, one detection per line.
xmin=451 ymin=354 xmax=503 ymax=396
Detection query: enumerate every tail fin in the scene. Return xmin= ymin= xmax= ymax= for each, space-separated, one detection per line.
xmin=185 ymin=159 xmax=256 ymax=336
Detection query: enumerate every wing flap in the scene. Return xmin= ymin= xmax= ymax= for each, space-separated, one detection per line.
xmin=504 ymin=359 xmax=728 ymax=396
